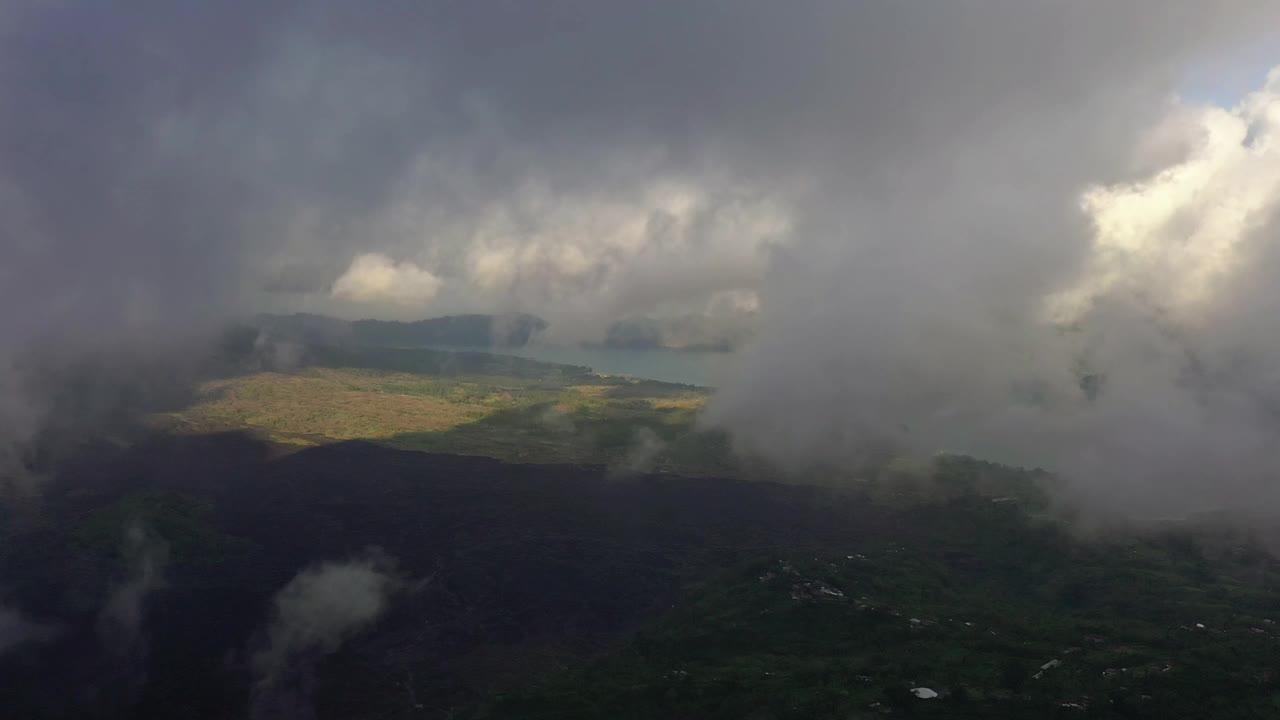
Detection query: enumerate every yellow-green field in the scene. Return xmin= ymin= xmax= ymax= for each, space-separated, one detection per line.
xmin=155 ymin=366 xmax=734 ymax=474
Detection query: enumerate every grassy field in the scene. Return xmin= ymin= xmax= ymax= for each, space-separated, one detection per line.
xmin=156 ymin=357 xmax=733 ymax=474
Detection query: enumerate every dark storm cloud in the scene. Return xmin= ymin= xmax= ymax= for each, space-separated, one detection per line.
xmin=0 ymin=1 xmax=306 ymax=482
xmin=0 ymin=1 xmax=288 ymax=336
xmin=2 ymin=1 xmax=1280 ymax=515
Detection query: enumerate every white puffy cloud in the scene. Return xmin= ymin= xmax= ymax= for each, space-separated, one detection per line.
xmin=254 ymin=558 xmax=397 ymax=681
xmin=451 ymin=179 xmax=788 ymax=317
xmin=250 ymin=555 xmax=402 ymax=718
xmin=321 ymin=170 xmax=790 ymax=339
xmin=330 ymin=253 xmax=442 ymax=306
xmin=1048 ymin=69 xmax=1280 ymax=326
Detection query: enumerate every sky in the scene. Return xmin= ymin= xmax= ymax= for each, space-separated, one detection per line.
xmin=4 ymin=1 xmax=1280 ymax=518
xmin=1181 ymin=39 xmax=1279 ymax=106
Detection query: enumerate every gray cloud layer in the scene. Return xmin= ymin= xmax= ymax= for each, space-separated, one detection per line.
xmin=3 ymin=2 xmax=1280 ymax=515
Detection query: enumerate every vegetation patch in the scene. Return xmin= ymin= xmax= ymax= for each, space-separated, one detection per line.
xmin=156 ymin=358 xmax=733 ymax=473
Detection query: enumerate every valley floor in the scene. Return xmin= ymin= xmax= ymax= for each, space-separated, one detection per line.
xmin=3 ymin=347 xmax=1279 ymax=719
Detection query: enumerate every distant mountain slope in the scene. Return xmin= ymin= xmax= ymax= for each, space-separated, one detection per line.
xmin=252 ymin=312 xmax=353 ymax=345
xmin=251 ymin=312 xmax=547 ymax=348
xmin=251 ymin=312 xmax=753 ymax=351
xmin=604 ymin=313 xmax=754 ymax=352
xmin=352 ymin=313 xmax=547 ymax=347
